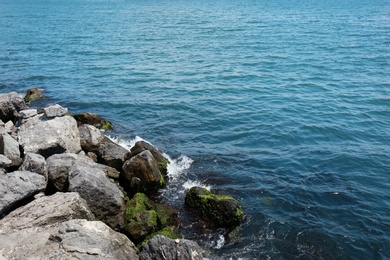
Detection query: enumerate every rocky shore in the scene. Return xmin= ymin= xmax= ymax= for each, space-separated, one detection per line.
xmin=0 ymin=90 xmax=244 ymax=259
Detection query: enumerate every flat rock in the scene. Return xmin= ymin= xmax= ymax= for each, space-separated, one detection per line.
xmin=19 ymin=109 xmax=38 ymax=119
xmin=43 ymin=104 xmax=68 ymax=118
xmin=140 ymin=235 xmax=203 ymax=260
xmin=0 ymin=170 xmax=46 ymax=217
xmin=18 ymin=114 xmax=81 ymax=158
xmin=0 ymin=92 xmax=27 ymax=122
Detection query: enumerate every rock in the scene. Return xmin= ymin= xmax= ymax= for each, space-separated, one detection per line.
xmin=19 ymin=153 xmax=48 ymax=181
xmin=123 ymin=193 xmax=179 ymax=245
xmin=79 ymin=124 xmax=105 ymax=152
xmin=96 ymin=163 xmax=121 ymax=179
xmin=0 ymin=192 xmax=95 ymax=231
xmin=0 ymin=92 xmax=27 ymax=122
xmin=140 ymin=235 xmax=203 ymax=260
xmin=0 ymin=171 xmax=46 ymax=217
xmin=74 ymin=112 xmax=112 ymax=130
xmin=18 ymin=114 xmax=81 ymax=158
xmin=19 ymin=108 xmax=38 ymax=119
xmin=122 ymin=150 xmax=165 ymax=195
xmin=0 ymin=133 xmax=22 ymax=167
xmin=0 ymin=219 xmax=139 ymax=259
xmin=87 ymin=151 xmax=98 ymax=162
xmin=4 ymin=120 xmax=15 ymax=134
xmin=185 ymin=187 xmax=244 ymax=228
xmin=24 ymin=87 xmax=45 ymax=103
xmin=0 ymin=154 xmax=12 ymax=168
xmin=68 ymin=159 xmax=125 ymax=230
xmin=43 ymin=104 xmax=68 ymax=118
xmin=47 ymin=153 xmax=94 ymax=191
xmin=129 ymin=141 xmax=170 ymax=175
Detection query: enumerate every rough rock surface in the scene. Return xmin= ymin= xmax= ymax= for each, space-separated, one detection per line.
xmin=0 ymin=92 xmax=27 ymax=122
xmin=0 ymin=171 xmax=46 ymax=217
xmin=185 ymin=186 xmax=244 ymax=228
xmin=122 ymin=150 xmax=165 ymax=195
xmin=19 ymin=152 xmax=48 ymax=180
xmin=43 ymin=104 xmax=68 ymax=118
xmin=19 ymin=108 xmax=38 ymax=119
xmin=140 ymin=235 xmax=203 ymax=260
xmin=74 ymin=112 xmax=112 ymax=130
xmin=0 ymin=154 xmax=12 ymax=168
xmin=79 ymin=124 xmax=105 ymax=151
xmin=24 ymin=87 xmax=45 ymax=103
xmin=68 ymin=159 xmax=125 ymax=230
xmin=0 ymin=133 xmax=22 ymax=167
xmin=18 ymin=114 xmax=81 ymax=157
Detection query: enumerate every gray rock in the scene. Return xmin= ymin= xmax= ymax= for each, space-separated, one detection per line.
xmin=19 ymin=108 xmax=38 ymax=119
xmin=68 ymin=159 xmax=125 ymax=230
xmin=122 ymin=150 xmax=165 ymax=195
xmin=0 ymin=154 xmax=12 ymax=168
xmin=140 ymin=235 xmax=203 ymax=260
xmin=18 ymin=114 xmax=81 ymax=158
xmin=4 ymin=120 xmax=15 ymax=134
xmin=0 ymin=133 xmax=22 ymax=167
xmin=19 ymin=153 xmax=48 ymax=181
xmin=79 ymin=124 xmax=105 ymax=152
xmin=0 ymin=92 xmax=27 ymax=122
xmin=0 ymin=192 xmax=94 ymax=232
xmin=47 ymin=153 xmax=94 ymax=191
xmin=0 ymin=171 xmax=46 ymax=217
xmin=96 ymin=163 xmax=121 ymax=179
xmin=43 ymin=104 xmax=68 ymax=118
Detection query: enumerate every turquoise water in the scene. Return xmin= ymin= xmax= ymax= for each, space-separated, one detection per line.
xmin=1 ymin=0 xmax=390 ymax=258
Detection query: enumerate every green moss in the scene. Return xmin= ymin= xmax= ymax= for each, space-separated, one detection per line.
xmin=101 ymin=121 xmax=112 ymax=131
xmin=157 ymin=158 xmax=170 ymax=175
xmin=138 ymin=227 xmax=182 ymax=249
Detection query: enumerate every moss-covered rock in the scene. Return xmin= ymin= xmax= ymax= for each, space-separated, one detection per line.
xmin=123 ymin=193 xmax=180 ymax=246
xmin=24 ymin=88 xmax=45 ymax=103
xmin=73 ymin=112 xmax=113 ymax=131
xmin=185 ymin=186 xmax=244 ymax=228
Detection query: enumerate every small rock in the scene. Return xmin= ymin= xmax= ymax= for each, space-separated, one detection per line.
xmin=19 ymin=153 xmax=48 ymax=181
xmin=43 ymin=104 xmax=68 ymax=118
xmin=0 ymin=154 xmax=12 ymax=168
xmin=24 ymin=88 xmax=45 ymax=103
xmin=74 ymin=112 xmax=112 ymax=130
xmin=0 ymin=133 xmax=22 ymax=167
xmin=19 ymin=109 xmax=38 ymax=119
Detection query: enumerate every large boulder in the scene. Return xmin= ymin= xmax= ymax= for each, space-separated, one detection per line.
xmin=122 ymin=150 xmax=165 ymax=195
xmin=0 ymin=133 xmax=22 ymax=167
xmin=0 ymin=171 xmax=46 ymax=217
xmin=140 ymin=235 xmax=203 ymax=260
xmin=19 ymin=152 xmax=48 ymax=181
xmin=185 ymin=186 xmax=244 ymax=228
xmin=18 ymin=114 xmax=81 ymax=158
xmin=68 ymin=159 xmax=126 ymax=230
xmin=128 ymin=141 xmax=170 ymax=175
xmin=24 ymin=87 xmax=45 ymax=103
xmin=74 ymin=112 xmax=112 ymax=130
xmin=0 ymin=92 xmax=27 ymax=122
xmin=123 ymin=193 xmax=179 ymax=245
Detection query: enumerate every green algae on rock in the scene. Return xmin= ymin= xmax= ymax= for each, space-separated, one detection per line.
xmin=24 ymin=88 xmax=45 ymax=103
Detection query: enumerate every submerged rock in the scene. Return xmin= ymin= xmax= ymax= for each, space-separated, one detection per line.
xmin=74 ymin=112 xmax=112 ymax=130
xmin=140 ymin=235 xmax=203 ymax=260
xmin=185 ymin=186 xmax=244 ymax=228
xmin=24 ymin=87 xmax=45 ymax=103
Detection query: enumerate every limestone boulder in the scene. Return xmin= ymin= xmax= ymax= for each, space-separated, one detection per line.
xmin=24 ymin=87 xmax=45 ymax=103
xmin=0 ymin=171 xmax=46 ymax=217
xmin=68 ymin=159 xmax=125 ymax=230
xmin=0 ymin=133 xmax=22 ymax=167
xmin=122 ymin=150 xmax=165 ymax=195
xmin=18 ymin=114 xmax=81 ymax=158
xmin=0 ymin=92 xmax=27 ymax=122
xmin=185 ymin=186 xmax=244 ymax=228
xmin=140 ymin=235 xmax=203 ymax=260
xmin=74 ymin=112 xmax=112 ymax=130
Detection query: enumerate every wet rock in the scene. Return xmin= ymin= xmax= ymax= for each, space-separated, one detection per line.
xmin=128 ymin=141 xmax=170 ymax=175
xmin=43 ymin=104 xmax=68 ymax=118
xmin=0 ymin=171 xmax=46 ymax=217
xmin=185 ymin=186 xmax=244 ymax=228
xmin=140 ymin=235 xmax=203 ymax=260
xmin=122 ymin=150 xmax=165 ymax=195
xmin=24 ymin=87 xmax=45 ymax=103
xmin=68 ymin=159 xmax=125 ymax=230
xmin=0 ymin=133 xmax=22 ymax=167
xmin=18 ymin=114 xmax=81 ymax=158
xmin=0 ymin=92 xmax=27 ymax=122
xmin=74 ymin=112 xmax=112 ymax=130
xmin=19 ymin=153 xmax=48 ymax=181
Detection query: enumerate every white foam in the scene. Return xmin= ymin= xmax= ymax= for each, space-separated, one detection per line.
xmin=166 ymin=155 xmax=194 ymax=181
xmin=106 ymin=135 xmax=145 ymax=150
xmin=215 ymin=234 xmax=225 ymax=249
xmin=182 ymin=180 xmax=211 ymax=192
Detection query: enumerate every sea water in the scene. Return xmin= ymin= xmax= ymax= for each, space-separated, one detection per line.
xmin=1 ymin=0 xmax=389 ymax=258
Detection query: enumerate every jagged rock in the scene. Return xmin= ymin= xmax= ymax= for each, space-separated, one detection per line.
xmin=123 ymin=193 xmax=180 ymax=245
xmin=43 ymin=104 xmax=68 ymax=118
xmin=47 ymin=153 xmax=94 ymax=191
xmin=68 ymin=159 xmax=125 ymax=230
xmin=185 ymin=187 xmax=244 ymax=228
xmin=19 ymin=108 xmax=38 ymax=119
xmin=0 ymin=219 xmax=139 ymax=260
xmin=140 ymin=235 xmax=203 ymax=260
xmin=0 ymin=133 xmax=22 ymax=167
xmin=74 ymin=112 xmax=112 ymax=130
xmin=96 ymin=163 xmax=120 ymax=179
xmin=0 ymin=192 xmax=95 ymax=231
xmin=0 ymin=92 xmax=27 ymax=122
xmin=0 ymin=171 xmax=46 ymax=217
xmin=18 ymin=114 xmax=81 ymax=158
xmin=122 ymin=150 xmax=165 ymax=195
xmin=79 ymin=124 xmax=105 ymax=151
xmin=19 ymin=153 xmax=48 ymax=181
xmin=87 ymin=151 xmax=98 ymax=162
xmin=128 ymin=141 xmax=170 ymax=175
xmin=0 ymin=154 xmax=12 ymax=168
xmin=24 ymin=87 xmax=45 ymax=103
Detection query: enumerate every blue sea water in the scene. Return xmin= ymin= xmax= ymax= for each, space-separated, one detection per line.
xmin=1 ymin=0 xmax=390 ymax=258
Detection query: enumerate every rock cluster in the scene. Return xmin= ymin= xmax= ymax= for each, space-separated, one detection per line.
xmin=0 ymin=90 xmax=244 ymax=259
